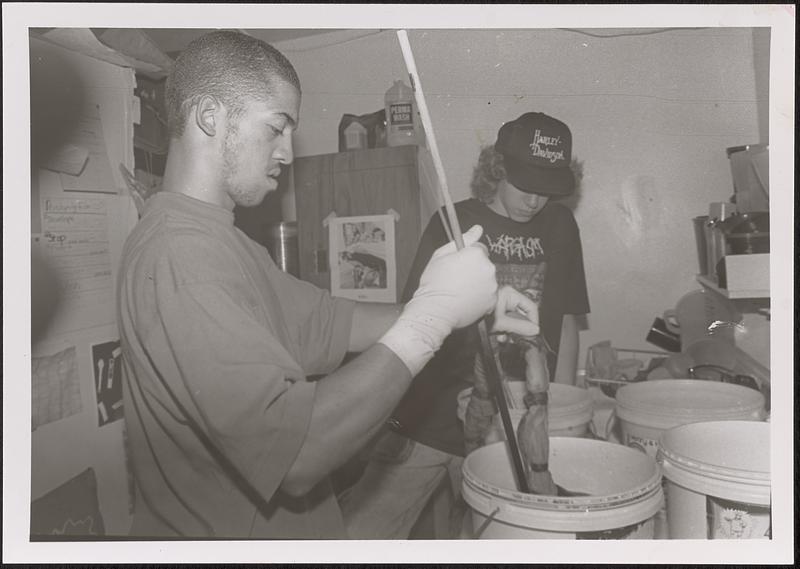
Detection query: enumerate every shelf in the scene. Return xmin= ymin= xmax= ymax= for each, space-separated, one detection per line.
xmin=696 ymin=253 xmax=769 ymax=300
xmin=696 ymin=274 xmax=770 ymax=300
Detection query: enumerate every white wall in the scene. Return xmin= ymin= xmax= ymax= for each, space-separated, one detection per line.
xmin=30 ymin=37 xmax=138 ymax=535
xmin=21 ymin=25 xmax=769 ymax=536
xmin=277 ymin=27 xmax=766 ymax=363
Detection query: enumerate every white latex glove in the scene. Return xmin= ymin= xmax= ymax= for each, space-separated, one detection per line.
xmin=379 ymin=225 xmax=497 ymax=376
xmin=491 ymin=286 xmax=540 ymax=338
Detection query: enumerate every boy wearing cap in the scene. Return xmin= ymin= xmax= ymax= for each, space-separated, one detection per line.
xmin=340 ymin=112 xmax=590 ymax=539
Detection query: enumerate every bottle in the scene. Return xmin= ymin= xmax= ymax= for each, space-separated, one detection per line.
xmin=266 ymin=222 xmax=299 ymax=277
xmin=384 ymin=80 xmax=419 ymax=147
xmin=343 ymin=121 xmax=367 ymax=150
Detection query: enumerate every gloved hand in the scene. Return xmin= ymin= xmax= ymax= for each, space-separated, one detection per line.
xmin=491 ymin=286 xmax=540 ymax=338
xmin=379 ymin=225 xmax=497 ymax=376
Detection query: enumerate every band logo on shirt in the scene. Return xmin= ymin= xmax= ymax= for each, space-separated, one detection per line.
xmin=497 ymin=263 xmax=546 ymax=305
xmin=485 ymin=234 xmax=544 ymax=262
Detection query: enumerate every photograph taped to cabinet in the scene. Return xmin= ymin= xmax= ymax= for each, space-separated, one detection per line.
xmin=328 ymin=214 xmax=397 ymax=303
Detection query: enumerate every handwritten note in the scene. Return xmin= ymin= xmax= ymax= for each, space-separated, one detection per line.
xmin=35 ymin=197 xmax=115 ymax=334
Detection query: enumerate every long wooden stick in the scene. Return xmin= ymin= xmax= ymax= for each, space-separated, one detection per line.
xmin=396 ymin=29 xmax=530 ymax=494
xmin=396 ymin=30 xmax=463 ymax=247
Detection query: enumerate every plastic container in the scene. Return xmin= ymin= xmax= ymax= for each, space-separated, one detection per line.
xmin=658 ymin=420 xmax=770 ymax=539
xmin=462 ymin=439 xmax=663 ymax=539
xmin=457 ymin=383 xmax=594 ymax=439
xmin=266 ymin=222 xmax=299 ymax=277
xmin=343 ymin=121 xmax=367 ymax=150
xmin=693 ymin=215 xmax=710 ymax=275
xmin=585 ymin=347 xmax=668 ymax=398
xmin=384 ymin=80 xmax=419 ymax=147
xmin=611 ymin=379 xmax=766 ymax=457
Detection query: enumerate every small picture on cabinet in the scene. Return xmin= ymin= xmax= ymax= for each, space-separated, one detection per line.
xmin=329 ymin=214 xmax=396 ymax=303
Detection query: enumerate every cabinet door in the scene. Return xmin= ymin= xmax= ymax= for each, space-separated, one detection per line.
xmin=294 ymin=146 xmax=423 ymax=299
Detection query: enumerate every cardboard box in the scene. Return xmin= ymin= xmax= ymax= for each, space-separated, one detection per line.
xmin=717 ymin=253 xmax=769 ymax=297
xmin=727 ymin=144 xmax=769 ymax=213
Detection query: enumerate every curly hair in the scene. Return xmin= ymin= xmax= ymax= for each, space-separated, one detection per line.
xmin=470 ymin=145 xmax=584 ymax=202
xmin=165 ymin=30 xmax=301 ymax=138
xmin=470 ymin=145 xmax=507 ymax=203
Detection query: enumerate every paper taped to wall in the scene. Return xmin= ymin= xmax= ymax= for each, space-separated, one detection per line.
xmin=56 ymin=104 xmax=117 ymax=193
xmin=34 ymin=196 xmax=115 ymax=335
xmin=32 ymin=345 xmax=82 ymax=430
xmin=91 ymin=340 xmax=124 ymax=427
xmin=41 ymin=144 xmax=90 ymax=176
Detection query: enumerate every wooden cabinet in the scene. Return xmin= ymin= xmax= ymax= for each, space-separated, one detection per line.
xmin=293 ymin=145 xmax=436 ymax=300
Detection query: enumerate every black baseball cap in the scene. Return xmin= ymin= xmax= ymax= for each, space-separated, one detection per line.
xmin=494 ymin=112 xmax=575 ymax=196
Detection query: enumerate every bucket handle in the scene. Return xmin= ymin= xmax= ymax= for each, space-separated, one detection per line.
xmin=472 ymin=506 xmax=501 ymax=539
xmin=586 ymin=418 xmax=599 ymax=439
xmin=602 ymin=408 xmax=617 ymax=441
xmin=626 ymin=439 xmax=648 ymax=454
xmin=604 ymin=409 xmax=650 ymax=454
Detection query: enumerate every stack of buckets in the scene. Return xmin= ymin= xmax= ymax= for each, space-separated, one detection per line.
xmin=460 ymin=378 xmax=769 ymax=539
xmin=659 ymin=421 xmax=771 ymax=539
xmin=613 ymin=379 xmax=769 ymax=539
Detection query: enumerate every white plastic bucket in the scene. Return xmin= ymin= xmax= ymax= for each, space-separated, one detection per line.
xmin=658 ymin=420 xmax=770 ymax=539
xmin=613 ymin=380 xmax=766 ymax=457
xmin=457 ymin=383 xmax=594 ymax=439
xmin=462 ymin=439 xmax=663 ymax=539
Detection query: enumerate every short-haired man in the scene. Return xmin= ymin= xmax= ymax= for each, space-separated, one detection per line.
xmin=117 ymin=31 xmax=537 ymax=539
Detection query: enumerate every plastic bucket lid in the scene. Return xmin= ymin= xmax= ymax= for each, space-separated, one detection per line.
xmin=462 ymin=439 xmax=663 ymax=532
xmin=615 ymin=379 xmax=765 ymax=431
xmin=658 ymin=420 xmax=770 ymax=505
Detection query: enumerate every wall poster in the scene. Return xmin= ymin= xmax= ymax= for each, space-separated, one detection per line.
xmin=328 ymin=214 xmax=396 ymax=303
xmin=31 ymin=344 xmax=82 ymax=431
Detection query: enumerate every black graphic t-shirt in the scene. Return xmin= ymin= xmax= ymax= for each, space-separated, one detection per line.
xmin=391 ymin=198 xmax=590 ymax=456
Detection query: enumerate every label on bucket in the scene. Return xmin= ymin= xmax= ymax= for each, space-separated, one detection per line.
xmin=707 ymin=497 xmax=771 ymax=539
xmin=625 ymin=432 xmax=659 ymax=456
xmin=577 ymin=518 xmax=654 ymax=540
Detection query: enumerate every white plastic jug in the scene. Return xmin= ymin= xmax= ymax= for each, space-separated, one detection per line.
xmin=384 ymin=80 xmax=419 ymax=147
